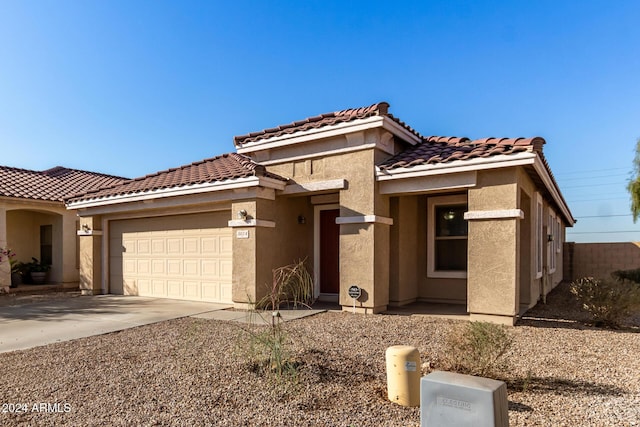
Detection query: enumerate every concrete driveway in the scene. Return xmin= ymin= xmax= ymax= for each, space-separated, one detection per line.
xmin=0 ymin=294 xmax=231 ymax=353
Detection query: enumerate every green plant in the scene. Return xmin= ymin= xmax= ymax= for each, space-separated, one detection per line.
xmin=612 ymin=268 xmax=640 ymax=284
xmin=27 ymin=257 xmax=51 ymax=273
xmin=441 ymin=321 xmax=513 ymax=377
xmin=570 ymin=276 xmax=640 ymax=328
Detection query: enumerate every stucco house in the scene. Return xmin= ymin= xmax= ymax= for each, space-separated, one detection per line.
xmin=0 ymin=166 xmax=127 ymax=288
xmin=63 ymin=102 xmax=574 ymax=325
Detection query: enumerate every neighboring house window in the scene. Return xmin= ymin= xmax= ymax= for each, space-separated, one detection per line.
xmin=548 ymin=210 xmax=556 ymax=273
xmin=427 ymin=195 xmax=468 ymax=279
xmin=535 ymin=193 xmax=543 ymax=279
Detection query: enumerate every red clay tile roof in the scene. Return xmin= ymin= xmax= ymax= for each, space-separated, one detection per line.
xmin=378 ymin=136 xmax=543 ymax=170
xmin=233 ymin=102 xmax=421 ymax=146
xmin=0 ymin=166 xmax=128 ymax=202
xmin=66 ymin=153 xmax=287 ymax=203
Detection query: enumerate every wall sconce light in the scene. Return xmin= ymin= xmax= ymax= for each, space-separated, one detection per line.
xmin=547 ymin=234 xmax=554 ymax=242
xmin=443 ymin=210 xmax=456 ymax=221
xmin=237 ymin=209 xmax=248 ymax=220
xmin=81 ymin=224 xmax=91 ymax=232
xmin=297 ymin=215 xmax=306 ymax=224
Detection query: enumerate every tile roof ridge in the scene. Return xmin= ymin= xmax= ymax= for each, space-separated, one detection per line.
xmin=41 ymin=165 xmax=129 ymax=180
xmin=234 ymin=101 xmax=412 ymax=146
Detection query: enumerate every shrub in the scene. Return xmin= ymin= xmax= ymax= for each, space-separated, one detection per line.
xmin=570 ymin=277 xmax=640 ymax=328
xmin=239 ymin=259 xmax=313 ymax=385
xmin=612 ymin=268 xmax=640 ymax=284
xmin=441 ymin=321 xmax=513 ymax=378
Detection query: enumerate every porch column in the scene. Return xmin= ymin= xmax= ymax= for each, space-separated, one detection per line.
xmin=62 ymin=213 xmax=79 ymax=284
xmin=466 ymin=169 xmax=521 ymax=325
xmin=0 ymin=207 xmax=9 ymax=288
xmin=78 ymin=216 xmax=103 ymax=295
xmin=229 ymin=198 xmax=276 ymax=309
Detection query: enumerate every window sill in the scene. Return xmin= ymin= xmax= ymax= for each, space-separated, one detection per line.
xmin=427 ymin=271 xmax=467 ymax=279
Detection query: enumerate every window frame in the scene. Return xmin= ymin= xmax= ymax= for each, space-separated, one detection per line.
xmin=427 ymin=194 xmax=468 ymax=279
xmin=548 ymin=209 xmax=557 ymax=274
xmin=535 ymin=193 xmax=543 ymax=279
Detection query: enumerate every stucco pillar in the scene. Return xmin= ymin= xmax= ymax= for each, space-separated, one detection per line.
xmin=466 ymin=169 xmax=521 ymax=325
xmin=61 ymin=213 xmax=79 ymax=284
xmin=230 ymin=199 xmax=276 ymax=309
xmin=336 ymin=151 xmax=393 ymax=313
xmin=78 ymin=216 xmax=103 ymax=295
xmin=0 ymin=207 xmax=10 ymax=289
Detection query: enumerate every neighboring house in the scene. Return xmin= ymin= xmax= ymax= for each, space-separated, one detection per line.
xmin=65 ymin=102 xmax=575 ymax=325
xmin=0 ymin=166 xmax=127 ymax=288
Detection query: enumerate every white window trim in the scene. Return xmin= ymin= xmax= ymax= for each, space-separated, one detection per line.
xmin=427 ymin=194 xmax=468 ymax=279
xmin=556 ymin=217 xmax=562 ymax=253
xmin=548 ymin=209 xmax=557 ymax=274
xmin=535 ymin=192 xmax=543 ymax=279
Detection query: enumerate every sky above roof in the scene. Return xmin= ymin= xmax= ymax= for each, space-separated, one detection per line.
xmin=1 ymin=0 xmax=638 ymax=242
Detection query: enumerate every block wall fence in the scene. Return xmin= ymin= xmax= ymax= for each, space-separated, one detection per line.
xmin=563 ymin=242 xmax=640 ymax=282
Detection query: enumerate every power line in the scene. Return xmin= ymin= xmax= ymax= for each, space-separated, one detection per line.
xmin=555 ymin=167 xmax=630 ymax=177
xmin=574 ymin=214 xmax=632 ymax=218
xmin=562 ymin=182 xmax=626 ymax=189
xmin=567 ymin=230 xmax=640 ymax=234
xmin=567 ymin=197 xmax=629 ymax=203
xmin=557 ymin=173 xmax=630 ymax=182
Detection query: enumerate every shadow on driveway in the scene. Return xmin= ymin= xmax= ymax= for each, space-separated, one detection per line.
xmin=0 ymin=294 xmax=231 ymax=353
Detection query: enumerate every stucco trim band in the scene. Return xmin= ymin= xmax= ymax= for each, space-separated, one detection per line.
xmin=280 ymin=179 xmax=347 ymax=195
xmin=77 ymin=230 xmax=103 ymax=236
xmin=227 ymin=219 xmax=276 ymax=228
xmin=464 ymin=209 xmax=524 ymax=220
xmin=335 ymin=215 xmax=393 ymax=225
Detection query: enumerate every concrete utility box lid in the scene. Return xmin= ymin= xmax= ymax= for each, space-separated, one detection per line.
xmin=420 ymin=371 xmax=508 ymax=427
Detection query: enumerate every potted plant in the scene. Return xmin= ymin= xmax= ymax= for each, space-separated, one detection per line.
xmin=10 ymin=259 xmax=24 ymax=287
xmin=27 ymin=257 xmax=51 ymax=285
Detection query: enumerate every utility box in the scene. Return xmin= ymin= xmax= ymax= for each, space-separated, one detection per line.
xmin=385 ymin=345 xmax=421 ymax=407
xmin=420 ymin=371 xmax=508 ymax=427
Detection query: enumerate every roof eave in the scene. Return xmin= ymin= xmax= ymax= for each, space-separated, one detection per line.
xmin=236 ymin=116 xmax=420 ymax=155
xmin=66 ymin=175 xmax=286 ymax=210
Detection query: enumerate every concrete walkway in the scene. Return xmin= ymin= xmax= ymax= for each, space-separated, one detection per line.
xmin=0 ymin=295 xmax=231 ymax=353
xmin=0 ymin=294 xmax=327 ymax=353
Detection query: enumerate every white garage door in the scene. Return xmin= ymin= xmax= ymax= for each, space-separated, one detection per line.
xmin=109 ymin=212 xmax=232 ymax=303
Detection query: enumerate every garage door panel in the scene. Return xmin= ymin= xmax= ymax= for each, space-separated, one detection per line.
xmin=167 ymin=239 xmax=182 ymax=254
xmin=167 ymin=259 xmax=182 ymax=275
xmin=110 ymin=212 xmax=232 ymax=303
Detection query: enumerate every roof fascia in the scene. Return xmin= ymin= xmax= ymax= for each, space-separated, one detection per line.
xmin=532 ymin=157 xmax=576 ymax=225
xmin=376 ymin=152 xmax=537 ymax=180
xmin=236 ymin=115 xmax=419 ymax=155
xmin=66 ymin=175 xmax=284 ymax=211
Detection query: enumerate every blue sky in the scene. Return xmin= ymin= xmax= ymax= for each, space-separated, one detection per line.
xmin=1 ymin=1 xmax=639 ymax=242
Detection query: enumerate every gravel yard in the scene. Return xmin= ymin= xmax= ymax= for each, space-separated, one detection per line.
xmin=1 ymin=283 xmax=639 ymax=426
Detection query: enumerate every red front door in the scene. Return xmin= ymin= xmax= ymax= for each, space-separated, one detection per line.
xmin=319 ymin=209 xmax=340 ymax=294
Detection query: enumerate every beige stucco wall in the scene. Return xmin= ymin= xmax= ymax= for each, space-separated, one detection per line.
xmin=263 ymin=134 xmax=393 ymax=313
xmin=467 ymin=168 xmax=520 ymax=324
xmin=78 ymin=215 xmax=102 ymax=294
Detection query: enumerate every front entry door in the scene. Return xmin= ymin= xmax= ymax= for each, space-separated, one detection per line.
xmin=319 ymin=209 xmax=340 ymax=294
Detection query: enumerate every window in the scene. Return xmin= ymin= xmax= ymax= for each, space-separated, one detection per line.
xmin=556 ymin=217 xmax=562 ymax=253
xmin=40 ymin=225 xmax=53 ymax=266
xmin=428 ymin=195 xmax=468 ymax=278
xmin=535 ymin=193 xmax=543 ymax=278
xmin=548 ymin=210 xmax=556 ymax=273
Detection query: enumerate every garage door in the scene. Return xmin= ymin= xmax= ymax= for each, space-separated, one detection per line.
xmin=109 ymin=212 xmax=232 ymax=303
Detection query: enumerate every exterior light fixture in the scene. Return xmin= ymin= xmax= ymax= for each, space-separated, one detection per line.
xmin=238 ymin=209 xmax=248 ymax=220
xmin=81 ymin=224 xmax=90 ymax=232
xmin=443 ymin=210 xmax=456 ymax=221
xmin=297 ymin=215 xmax=306 ymax=224
xmin=547 ymin=234 xmax=554 ymax=242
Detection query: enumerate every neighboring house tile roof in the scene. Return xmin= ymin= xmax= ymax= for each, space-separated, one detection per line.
xmin=0 ymin=165 xmax=128 ymax=202
xmin=67 ymin=153 xmax=287 ymax=203
xmin=378 ymin=136 xmax=541 ymax=170
xmin=233 ymin=101 xmax=422 ymax=146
